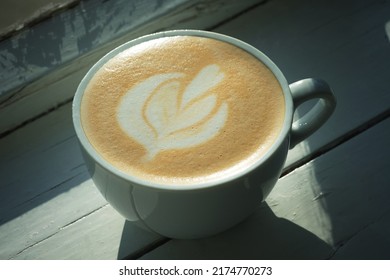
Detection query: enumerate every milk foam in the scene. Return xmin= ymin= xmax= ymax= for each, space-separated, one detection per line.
xmin=117 ymin=64 xmax=228 ymax=160
xmin=81 ymin=36 xmax=285 ymax=185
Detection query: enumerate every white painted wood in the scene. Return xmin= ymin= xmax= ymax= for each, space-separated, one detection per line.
xmin=0 ymin=103 xmax=106 ymax=259
xmin=268 ymin=123 xmax=390 ymax=249
xmin=140 ymin=119 xmax=390 ymax=259
xmin=0 ymin=102 xmax=164 ymax=260
xmin=1 ymin=0 xmax=389 ymax=260
xmin=0 ymin=103 xmax=81 ymax=215
xmin=11 ymin=205 xmax=164 ymax=260
xmin=330 ymin=210 xmax=390 ymax=259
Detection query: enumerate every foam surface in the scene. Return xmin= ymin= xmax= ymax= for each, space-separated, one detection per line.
xmin=81 ymin=36 xmax=285 ymax=185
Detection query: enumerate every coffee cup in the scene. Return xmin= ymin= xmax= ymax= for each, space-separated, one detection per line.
xmin=72 ymin=30 xmax=336 ymax=239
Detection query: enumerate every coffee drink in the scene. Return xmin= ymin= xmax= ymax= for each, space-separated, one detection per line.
xmin=80 ymin=35 xmax=285 ymax=185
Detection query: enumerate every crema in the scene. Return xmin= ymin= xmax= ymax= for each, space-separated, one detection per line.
xmin=80 ymin=36 xmax=285 ymax=185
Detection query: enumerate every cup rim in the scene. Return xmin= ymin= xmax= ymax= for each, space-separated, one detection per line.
xmin=72 ymin=29 xmax=293 ymax=191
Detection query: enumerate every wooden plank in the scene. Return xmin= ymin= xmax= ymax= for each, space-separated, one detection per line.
xmin=268 ymin=121 xmax=390 ymax=259
xmin=0 ymin=177 xmax=105 ymax=259
xmin=330 ymin=210 xmax=390 ymax=259
xmin=0 ymin=103 xmax=82 ymax=218
xmin=0 ymin=0 xmax=191 ymax=97
xmin=140 ymin=119 xmax=390 ymax=259
xmin=0 ymin=102 xmax=164 ymax=260
xmin=11 ymin=205 xmax=164 ymax=260
xmin=0 ymin=102 xmax=112 ymax=259
xmin=0 ymin=0 xmax=78 ymax=39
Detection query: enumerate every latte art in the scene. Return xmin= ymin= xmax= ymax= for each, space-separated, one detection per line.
xmin=117 ymin=64 xmax=228 ymax=161
xmin=80 ymin=36 xmax=285 ymax=185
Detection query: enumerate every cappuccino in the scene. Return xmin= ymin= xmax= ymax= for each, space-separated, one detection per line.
xmin=80 ymin=35 xmax=285 ymax=185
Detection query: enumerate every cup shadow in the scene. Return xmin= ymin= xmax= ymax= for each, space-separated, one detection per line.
xmin=118 ymin=202 xmax=333 ymax=259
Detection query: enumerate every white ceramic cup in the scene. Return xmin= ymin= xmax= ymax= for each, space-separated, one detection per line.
xmin=73 ymin=30 xmax=336 ymax=239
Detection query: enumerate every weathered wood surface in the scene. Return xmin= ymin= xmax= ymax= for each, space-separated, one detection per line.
xmin=1 ymin=0 xmax=390 ymax=259
xmin=0 ymin=0 xmax=79 ymax=39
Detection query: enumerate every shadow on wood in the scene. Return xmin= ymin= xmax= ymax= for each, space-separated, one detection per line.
xmin=119 ymin=203 xmax=333 ymax=260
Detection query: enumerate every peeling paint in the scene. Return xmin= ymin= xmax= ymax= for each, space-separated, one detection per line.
xmin=0 ymin=0 xmax=191 ymax=99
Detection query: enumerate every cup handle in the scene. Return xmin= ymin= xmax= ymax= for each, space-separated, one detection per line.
xmin=289 ymin=78 xmax=336 ymax=148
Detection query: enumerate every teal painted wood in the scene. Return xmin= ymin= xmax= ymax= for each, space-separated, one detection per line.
xmin=0 ymin=0 xmax=79 ymax=37
xmin=0 ymin=0 xmax=190 ymax=97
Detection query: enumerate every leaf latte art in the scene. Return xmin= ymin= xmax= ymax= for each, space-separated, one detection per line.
xmin=80 ymin=36 xmax=285 ymax=185
xmin=117 ymin=64 xmax=228 ymax=161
